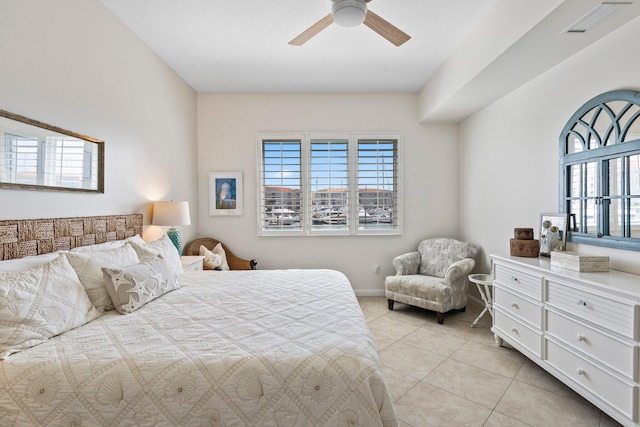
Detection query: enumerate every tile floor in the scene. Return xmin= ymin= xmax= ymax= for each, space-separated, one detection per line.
xmin=357 ymin=296 xmax=622 ymax=427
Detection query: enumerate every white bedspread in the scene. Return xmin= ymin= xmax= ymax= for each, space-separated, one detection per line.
xmin=0 ymin=269 xmax=397 ymax=426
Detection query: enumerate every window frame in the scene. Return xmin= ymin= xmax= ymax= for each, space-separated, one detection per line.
xmin=559 ymin=90 xmax=640 ymax=251
xmin=257 ymin=132 xmax=402 ymax=237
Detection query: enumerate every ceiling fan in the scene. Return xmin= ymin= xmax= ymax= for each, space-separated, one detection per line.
xmin=289 ymin=0 xmax=411 ymax=47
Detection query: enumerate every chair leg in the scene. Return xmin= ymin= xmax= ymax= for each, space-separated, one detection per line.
xmin=437 ymin=312 xmax=444 ymax=324
xmin=387 ymin=299 xmax=394 ymax=310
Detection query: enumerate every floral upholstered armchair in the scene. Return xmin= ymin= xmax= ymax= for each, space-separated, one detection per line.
xmin=384 ymin=238 xmax=478 ymax=324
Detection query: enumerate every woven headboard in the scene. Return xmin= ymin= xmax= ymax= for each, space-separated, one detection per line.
xmin=0 ymin=214 xmax=143 ymax=260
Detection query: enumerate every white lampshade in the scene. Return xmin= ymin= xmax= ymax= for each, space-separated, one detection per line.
xmin=152 ymin=201 xmax=191 ymax=226
xmin=332 ymin=0 xmax=367 ymax=27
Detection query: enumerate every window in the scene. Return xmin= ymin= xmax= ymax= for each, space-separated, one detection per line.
xmin=258 ymin=133 xmax=402 ymax=236
xmin=560 ymin=90 xmax=640 ymax=251
xmin=2 ymin=133 xmax=38 ymax=185
xmin=1 ymin=131 xmax=98 ymax=189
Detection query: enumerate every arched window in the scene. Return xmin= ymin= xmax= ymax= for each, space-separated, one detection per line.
xmin=560 ymin=90 xmax=640 ymax=251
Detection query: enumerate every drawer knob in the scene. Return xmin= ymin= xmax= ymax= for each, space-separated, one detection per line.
xmin=577 ymin=300 xmax=587 ymax=307
xmin=511 ymin=327 xmax=517 ymax=333
xmin=576 ymin=368 xmax=585 ymax=376
xmin=576 ymin=334 xmax=586 ymax=342
xmin=511 ymin=302 xmax=518 ymax=308
xmin=511 ymin=277 xmax=519 ymax=283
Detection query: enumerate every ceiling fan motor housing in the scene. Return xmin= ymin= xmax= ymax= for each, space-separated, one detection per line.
xmin=332 ymin=0 xmax=368 ymax=27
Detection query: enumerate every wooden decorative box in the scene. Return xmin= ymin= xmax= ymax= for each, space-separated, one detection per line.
xmin=550 ymin=251 xmax=609 ymax=272
xmin=509 ymin=239 xmax=539 ymax=257
xmin=514 ymin=228 xmax=534 ymax=240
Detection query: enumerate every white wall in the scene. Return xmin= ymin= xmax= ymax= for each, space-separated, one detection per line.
xmin=0 ymin=0 xmax=198 ymax=244
xmin=459 ymin=17 xmax=640 ymax=275
xmin=197 ymin=93 xmax=459 ymax=294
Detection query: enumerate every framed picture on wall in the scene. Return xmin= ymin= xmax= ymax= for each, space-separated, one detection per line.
xmin=209 ymin=171 xmax=243 ymax=216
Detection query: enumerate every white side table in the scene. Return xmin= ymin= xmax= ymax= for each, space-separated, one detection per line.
xmin=181 ymin=256 xmax=204 ymax=271
xmin=468 ymin=273 xmax=493 ymax=327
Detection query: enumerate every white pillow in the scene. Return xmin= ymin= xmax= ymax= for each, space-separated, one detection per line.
xmin=0 ymin=255 xmax=101 ymax=359
xmin=125 ymin=234 xmax=146 ymax=246
xmin=65 ymin=244 xmax=140 ymax=312
xmin=70 ymin=240 xmax=125 ymax=253
xmin=129 ymin=235 xmax=184 ymax=278
xmin=68 ymin=235 xmax=146 ymax=253
xmin=0 ymin=252 xmax=60 ymax=273
xmin=200 ymin=243 xmax=229 ymax=270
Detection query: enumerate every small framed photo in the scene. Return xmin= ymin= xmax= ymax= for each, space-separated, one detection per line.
xmin=539 ymin=212 xmax=568 ymax=256
xmin=209 ymin=171 xmax=243 ymax=216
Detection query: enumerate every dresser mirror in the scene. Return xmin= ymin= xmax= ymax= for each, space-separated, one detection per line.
xmin=0 ymin=109 xmax=104 ymax=193
xmin=559 ymin=90 xmax=640 ymax=251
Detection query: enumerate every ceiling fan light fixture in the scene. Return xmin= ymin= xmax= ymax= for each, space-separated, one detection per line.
xmin=332 ymin=0 xmax=367 ymax=28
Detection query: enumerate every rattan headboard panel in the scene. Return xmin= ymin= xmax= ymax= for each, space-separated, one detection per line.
xmin=0 ymin=214 xmax=143 ymax=260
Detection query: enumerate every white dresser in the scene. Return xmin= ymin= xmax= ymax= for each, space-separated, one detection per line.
xmin=491 ymin=254 xmax=640 ymax=427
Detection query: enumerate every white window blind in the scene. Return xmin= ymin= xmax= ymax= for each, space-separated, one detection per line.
xmin=310 ymin=138 xmax=349 ymax=232
xmin=258 ymin=133 xmax=401 ymax=236
xmin=2 ymin=133 xmax=38 ymax=184
xmin=357 ymin=138 xmax=399 ymax=231
xmin=42 ymin=138 xmax=89 ymax=188
xmin=260 ymin=139 xmax=302 ymax=232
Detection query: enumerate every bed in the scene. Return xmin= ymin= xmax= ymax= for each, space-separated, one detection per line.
xmin=0 ymin=214 xmax=397 ymax=426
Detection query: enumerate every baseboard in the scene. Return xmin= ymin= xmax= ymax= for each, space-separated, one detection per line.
xmin=466 ymin=294 xmax=484 ymax=307
xmin=354 ymin=289 xmax=386 ymax=297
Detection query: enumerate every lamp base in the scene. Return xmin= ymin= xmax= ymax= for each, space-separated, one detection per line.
xmin=166 ymin=227 xmax=182 ymax=254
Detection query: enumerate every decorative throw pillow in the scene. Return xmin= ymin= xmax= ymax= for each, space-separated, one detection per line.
xmin=0 ymin=255 xmax=100 ymax=359
xmin=102 ymin=255 xmax=180 ymax=314
xmin=129 ymin=235 xmax=184 ymax=278
xmin=200 ymin=243 xmax=229 ymax=270
xmin=65 ymin=244 xmax=140 ymax=312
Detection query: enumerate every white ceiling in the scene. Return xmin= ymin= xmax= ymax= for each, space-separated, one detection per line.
xmin=100 ymin=0 xmax=498 ymax=93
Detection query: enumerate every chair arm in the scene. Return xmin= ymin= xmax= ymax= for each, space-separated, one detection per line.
xmin=444 ymin=258 xmax=476 ymax=287
xmin=227 ymin=253 xmax=257 ymax=270
xmin=392 ymin=251 xmax=421 ymax=276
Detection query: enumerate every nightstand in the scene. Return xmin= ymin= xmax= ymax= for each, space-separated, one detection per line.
xmin=181 ymin=256 xmax=204 ymax=271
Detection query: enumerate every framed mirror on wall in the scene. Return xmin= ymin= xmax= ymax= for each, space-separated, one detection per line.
xmin=559 ymin=90 xmax=640 ymax=251
xmin=0 ymin=109 xmax=104 ymax=193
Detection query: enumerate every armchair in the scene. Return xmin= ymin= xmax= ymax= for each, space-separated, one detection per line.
xmin=384 ymin=238 xmax=478 ymax=324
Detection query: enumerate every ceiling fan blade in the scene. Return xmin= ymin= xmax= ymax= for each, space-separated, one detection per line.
xmin=363 ymin=10 xmax=411 ymax=47
xmin=289 ymin=14 xmax=334 ymax=46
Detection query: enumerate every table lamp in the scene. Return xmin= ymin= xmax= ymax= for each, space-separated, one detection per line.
xmin=152 ymin=201 xmax=191 ymax=254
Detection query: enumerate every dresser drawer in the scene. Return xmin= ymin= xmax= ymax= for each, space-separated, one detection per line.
xmin=546 ymin=309 xmax=637 ymax=380
xmin=546 ymin=280 xmax=637 ymax=340
xmin=494 ymin=308 xmax=542 ymax=357
xmin=494 ymin=287 xmax=543 ymax=329
xmin=546 ymin=339 xmax=637 ymax=420
xmin=494 ymin=264 xmax=542 ymax=300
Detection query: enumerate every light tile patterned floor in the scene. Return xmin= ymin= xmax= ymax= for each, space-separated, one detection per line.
xmin=357 ymin=296 xmax=622 ymax=427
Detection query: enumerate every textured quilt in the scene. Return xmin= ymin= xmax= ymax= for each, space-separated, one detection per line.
xmin=0 ymin=269 xmax=397 ymax=426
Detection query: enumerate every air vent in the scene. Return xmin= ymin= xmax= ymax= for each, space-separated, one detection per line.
xmin=562 ymin=2 xmax=631 ymax=34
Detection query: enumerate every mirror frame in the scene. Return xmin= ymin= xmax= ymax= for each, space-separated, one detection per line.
xmin=558 ymin=90 xmax=640 ymax=252
xmin=0 ymin=109 xmax=104 ymax=193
